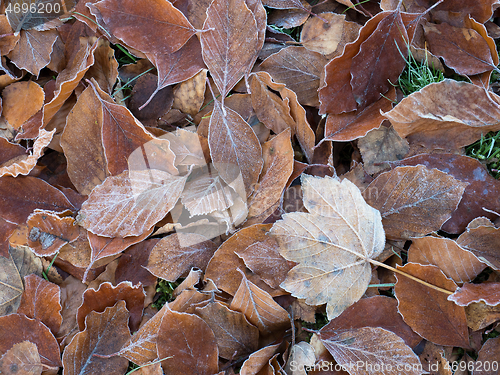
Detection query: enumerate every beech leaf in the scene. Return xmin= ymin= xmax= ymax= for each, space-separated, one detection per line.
xmin=271 ymin=174 xmax=385 ymax=319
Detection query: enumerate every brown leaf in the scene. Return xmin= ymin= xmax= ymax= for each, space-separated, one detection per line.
xmin=324 ymin=89 xmax=396 ymax=142
xmin=62 ymin=301 xmax=130 ymax=375
xmin=92 ymin=0 xmax=196 ymax=54
xmin=465 ymin=302 xmax=500 ymax=331
xmin=350 ymin=10 xmax=408 ymax=110
xmin=27 ymin=209 xmax=80 ymax=257
xmin=85 ymin=39 xmax=119 ymax=95
xmin=195 ymin=301 xmax=259 ymax=360
xmin=259 ymin=46 xmax=328 ymax=107
xmin=60 ymin=84 xmax=109 ymax=195
xmin=424 ymin=21 xmax=496 ymax=76
xmin=7 ymin=29 xmax=58 ymax=76
xmin=0 ymin=313 xmax=62 ymax=368
xmin=395 ymin=263 xmax=469 ymax=348
xmin=0 ymin=128 xmax=55 ymax=178
xmin=248 ymin=129 xmax=294 ymax=219
xmin=358 ymin=124 xmax=409 ymax=175
xmin=146 ymin=232 xmax=217 ymax=282
xmin=205 ymin=224 xmax=274 ymax=295
xmin=240 ymin=343 xmax=280 ymax=375
xmin=89 ymin=80 xmax=158 ymax=176
xmin=0 ymin=341 xmax=43 ymax=375
xmin=230 ymin=272 xmax=289 ymax=334
xmin=250 ymin=71 xmax=315 ymax=162
xmin=235 ymin=236 xmax=291 ymax=290
xmin=117 ymin=302 xmax=168 ymax=365
xmin=409 ymin=236 xmax=486 ymax=283
xmin=144 ymin=36 xmax=205 ymax=108
xmin=473 ymin=336 xmax=500 ymax=375
xmin=392 ymin=153 xmax=500 ymax=233
xmin=382 ymin=79 xmax=500 ymax=150
xmin=77 ymin=281 xmax=144 ymax=332
xmin=2 ymin=81 xmax=44 ymax=129
xmin=200 ymin=0 xmax=259 ymax=99
xmin=77 ymin=169 xmax=187 ymax=238
xmin=157 ymin=305 xmax=219 ymax=375
xmin=0 ymin=246 xmax=43 ymax=316
xmin=43 ymin=37 xmax=98 ymax=125
xmin=85 ymin=230 xmax=152 ymax=281
xmin=319 ymin=11 xmax=395 ymax=115
xmin=320 ymin=295 xmax=422 ymax=348
xmin=17 ymin=274 xmax=62 ymax=335
xmin=162 ymin=128 xmax=206 ymax=167
xmin=363 ymin=165 xmax=468 ymax=239
xmin=318 ymin=327 xmax=422 ymax=375
xmin=300 ymin=12 xmax=346 ymax=56
xmin=457 ymin=217 xmax=500 ymax=270
xmin=448 ymin=282 xmax=500 ymax=307
xmin=272 ymin=174 xmax=385 ymax=319
xmin=209 ymin=99 xmax=263 ymax=197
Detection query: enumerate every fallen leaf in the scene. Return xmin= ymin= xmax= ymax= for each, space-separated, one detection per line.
xmin=350 ymin=10 xmax=408 ymax=110
xmin=62 ymin=301 xmax=130 ymax=375
xmin=363 ymin=165 xmax=468 ymax=239
xmin=465 ymin=302 xmax=500 ymax=331
xmin=145 ymin=232 xmax=217 ymax=282
xmin=0 ymin=313 xmax=62 ymax=368
xmin=116 ymin=302 xmax=169 ymax=365
xmin=157 ymin=305 xmax=219 ymax=375
xmin=448 ymin=282 xmax=500 ymax=307
xmin=199 ymin=0 xmax=260 ymax=100
xmin=7 ymin=29 xmax=58 ymax=76
xmin=409 ymin=236 xmax=486 ymax=283
xmin=17 ymin=274 xmax=62 ymax=335
xmin=205 ymin=224 xmax=276 ymax=296
xmin=247 ymin=129 xmax=294 ymax=220
xmin=284 ymin=341 xmax=315 ymax=375
xmin=61 ymin=82 xmax=109 ymax=195
xmin=208 ymin=99 xmax=263 ymax=197
xmin=324 ymin=89 xmax=396 ymax=142
xmin=2 ymin=81 xmax=44 ymax=129
xmin=77 ymin=169 xmax=188 ymax=238
xmin=395 ymin=263 xmax=469 ymax=348
xmin=0 ymin=128 xmax=55 ymax=178
xmin=240 ymin=343 xmax=280 ymax=375
xmin=0 ymin=245 xmax=43 ymax=316
xmin=319 ymin=11 xmax=396 ymax=115
xmin=456 ymin=217 xmax=500 ymax=270
xmin=382 ymin=79 xmax=500 ymax=150
xmin=391 ymin=153 xmax=500 ymax=233
xmin=43 ymin=37 xmax=98 ymax=125
xmin=0 ymin=341 xmax=43 ymax=375
xmin=195 ymin=301 xmax=259 ymax=360
xmin=271 ymin=174 xmax=385 ymax=319
xmin=358 ymin=124 xmax=409 ymax=174
xmin=230 ymin=272 xmax=289 ymax=334
xmin=77 ymin=281 xmax=144 ymax=332
xmin=144 ymin=36 xmax=205 ymax=108
xmin=424 ymin=21 xmax=496 ymax=76
xmin=235 ymin=235 xmax=292 ymax=290
xmin=27 ymin=209 xmax=80 ymax=257
xmin=300 ymin=12 xmax=346 ymax=56
xmin=320 ymin=295 xmax=422 ymax=348
xmin=92 ymin=0 xmax=196 ymax=54
xmin=473 ymin=336 xmax=500 ymax=375
xmin=318 ymin=326 xmax=423 ymax=375
xmin=259 ymin=46 xmax=328 ymax=107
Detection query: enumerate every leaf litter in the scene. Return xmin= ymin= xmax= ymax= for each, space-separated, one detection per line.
xmin=1 ymin=0 xmax=500 ymax=374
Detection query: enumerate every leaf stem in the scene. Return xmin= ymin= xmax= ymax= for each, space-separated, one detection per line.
xmin=368 ymin=259 xmax=454 ymax=295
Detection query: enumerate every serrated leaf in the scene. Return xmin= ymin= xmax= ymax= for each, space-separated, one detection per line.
xmin=271 ymin=174 xmax=385 ymax=319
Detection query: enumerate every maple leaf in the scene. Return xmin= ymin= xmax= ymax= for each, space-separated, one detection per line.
xmin=271 ymin=174 xmax=385 ymax=319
